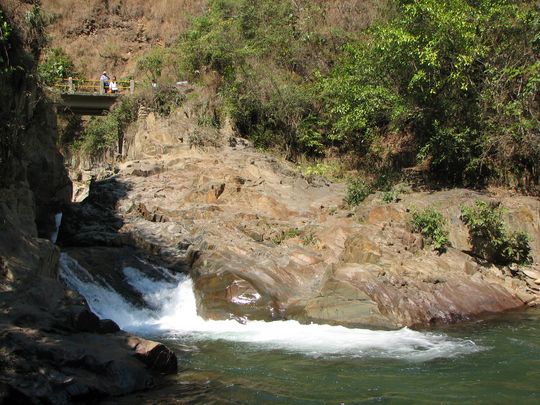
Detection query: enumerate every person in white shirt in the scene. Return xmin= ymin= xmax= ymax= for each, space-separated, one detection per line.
xmin=110 ymin=76 xmax=118 ymax=93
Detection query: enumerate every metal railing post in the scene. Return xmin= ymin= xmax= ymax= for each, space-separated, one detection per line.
xmin=100 ymin=79 xmax=105 ymax=94
xmin=68 ymin=77 xmax=73 ymax=93
xmin=130 ymin=79 xmax=135 ymax=95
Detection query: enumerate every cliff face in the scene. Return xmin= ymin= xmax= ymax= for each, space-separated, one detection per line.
xmin=0 ymin=4 xmax=178 ymax=402
xmin=1 ymin=1 xmax=71 ymax=239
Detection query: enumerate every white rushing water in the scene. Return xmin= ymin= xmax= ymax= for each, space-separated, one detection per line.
xmin=50 ymin=212 xmax=63 ymax=244
xmin=59 ymin=253 xmax=481 ymax=361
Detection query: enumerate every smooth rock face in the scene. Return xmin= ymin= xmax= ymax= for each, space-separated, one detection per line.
xmin=61 ymin=111 xmax=540 ymax=329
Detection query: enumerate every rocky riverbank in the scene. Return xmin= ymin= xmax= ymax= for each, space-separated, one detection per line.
xmin=59 ymin=110 xmax=540 ymax=331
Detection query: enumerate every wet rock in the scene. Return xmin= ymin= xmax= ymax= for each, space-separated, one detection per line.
xmin=0 ymin=382 xmax=32 ymax=405
xmin=299 ymin=274 xmax=391 ymax=329
xmin=99 ymin=319 xmax=121 ymax=334
xmin=73 ymin=308 xmax=101 ymax=332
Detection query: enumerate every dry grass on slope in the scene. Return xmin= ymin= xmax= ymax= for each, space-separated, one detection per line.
xmin=40 ymin=0 xmax=207 ymax=78
xmin=316 ymin=0 xmax=387 ymax=33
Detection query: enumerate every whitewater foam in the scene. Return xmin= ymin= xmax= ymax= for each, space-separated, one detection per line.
xmin=59 ymin=253 xmax=481 ymax=361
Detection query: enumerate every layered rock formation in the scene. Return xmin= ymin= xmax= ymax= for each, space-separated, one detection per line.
xmin=60 ymin=110 xmax=540 ymax=331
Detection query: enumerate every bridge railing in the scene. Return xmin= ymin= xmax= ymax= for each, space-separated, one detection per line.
xmin=53 ymin=77 xmax=136 ymax=95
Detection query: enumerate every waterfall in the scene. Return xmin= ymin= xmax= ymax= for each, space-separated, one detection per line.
xmin=59 ymin=253 xmax=481 ymax=361
xmin=50 ymin=212 xmax=63 ymax=244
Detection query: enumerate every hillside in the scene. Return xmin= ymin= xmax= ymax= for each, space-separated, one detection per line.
xmin=40 ymin=0 xmax=207 ymax=78
xmin=40 ymin=0 xmax=382 ymax=79
xmin=41 ymin=0 xmax=539 ymax=195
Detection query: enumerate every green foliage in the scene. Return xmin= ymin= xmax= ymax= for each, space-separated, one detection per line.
xmin=60 ymin=0 xmax=539 ymax=189
xmin=372 ymin=170 xmax=401 ymax=192
xmin=318 ymin=49 xmax=404 ymax=152
xmin=71 ymin=88 xmax=184 ymax=160
xmin=140 ymin=86 xmax=186 ymax=116
xmin=38 ymin=48 xmax=75 ymax=85
xmin=137 ymin=47 xmax=166 ymax=81
xmin=180 ymin=0 xmax=243 ymax=78
xmin=73 ymin=114 xmax=119 ymax=160
xmin=223 ymin=66 xmax=314 ymax=153
xmin=176 ymin=0 xmax=538 ymax=188
xmin=301 ymin=230 xmax=318 ymax=246
xmin=410 ymin=207 xmax=450 ymax=252
xmin=319 ymin=0 xmax=540 ymax=186
xmin=176 ymin=0 xmax=344 ymax=155
xmin=461 ymin=200 xmax=532 ymax=265
xmin=273 ymin=227 xmax=302 ymax=244
xmin=301 ymin=162 xmax=342 ymax=179
xmin=382 ymin=188 xmax=400 ymax=204
xmin=345 ymin=178 xmax=372 ymax=207
xmin=72 ymin=97 xmax=138 ymax=160
xmin=25 ymin=5 xmax=49 ymax=50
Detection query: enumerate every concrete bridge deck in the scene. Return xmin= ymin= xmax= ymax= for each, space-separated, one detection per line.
xmin=57 ymin=93 xmax=120 ymax=115
xmin=53 ymin=78 xmax=134 ymax=115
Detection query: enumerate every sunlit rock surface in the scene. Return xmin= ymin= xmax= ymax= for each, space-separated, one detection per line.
xmin=60 ymin=112 xmax=540 ymax=330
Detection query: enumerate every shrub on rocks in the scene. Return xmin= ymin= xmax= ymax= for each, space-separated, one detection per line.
xmin=410 ymin=207 xmax=449 ymax=253
xmin=461 ymin=200 xmax=532 ymax=265
xmin=345 ymin=178 xmax=372 ymax=207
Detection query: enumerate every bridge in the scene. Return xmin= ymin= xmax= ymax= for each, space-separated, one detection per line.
xmin=54 ymin=78 xmax=135 ymax=116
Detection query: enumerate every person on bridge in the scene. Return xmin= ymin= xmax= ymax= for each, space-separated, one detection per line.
xmin=100 ymin=71 xmax=110 ymax=92
xmin=110 ymin=76 xmax=118 ymax=93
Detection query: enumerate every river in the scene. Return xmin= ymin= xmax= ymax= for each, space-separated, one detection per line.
xmin=59 ymin=254 xmax=540 ymax=404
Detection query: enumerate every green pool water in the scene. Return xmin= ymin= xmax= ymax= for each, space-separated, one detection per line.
xmin=60 ymin=257 xmax=539 ymax=404
xmin=114 ymin=309 xmax=540 ymax=404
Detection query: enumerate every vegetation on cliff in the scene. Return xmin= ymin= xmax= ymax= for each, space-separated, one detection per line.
xmin=38 ymin=47 xmax=75 ymax=85
xmin=41 ymin=0 xmax=539 ymax=192
xmin=410 ymin=207 xmax=450 ymax=253
xmin=0 ymin=4 xmax=48 ymax=187
xmin=0 ymin=8 xmax=18 ymax=186
xmin=165 ymin=0 xmax=538 ymax=190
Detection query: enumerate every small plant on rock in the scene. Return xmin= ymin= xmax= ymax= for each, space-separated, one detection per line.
xmin=301 ymin=230 xmax=318 ymax=246
xmin=461 ymin=200 xmax=531 ymax=265
xmin=301 ymin=162 xmax=342 ymax=180
xmin=382 ymin=189 xmax=398 ymax=203
xmin=410 ymin=207 xmax=450 ymax=253
xmin=382 ymin=185 xmax=404 ymax=203
xmin=273 ymin=227 xmax=301 ymax=244
xmin=345 ymin=178 xmax=372 ymax=207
